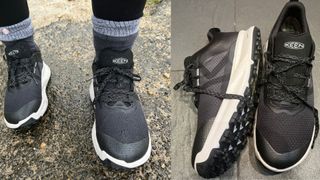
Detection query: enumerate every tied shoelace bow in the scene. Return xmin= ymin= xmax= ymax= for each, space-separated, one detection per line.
xmin=174 ymin=58 xmax=253 ymax=107
xmin=3 ymin=53 xmax=39 ymax=88
xmin=91 ymin=67 xmax=141 ymax=105
xmin=263 ymin=52 xmax=319 ymax=148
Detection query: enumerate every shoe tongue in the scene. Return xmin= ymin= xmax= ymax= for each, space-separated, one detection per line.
xmin=273 ymin=32 xmax=312 ymax=57
xmin=97 ymin=49 xmax=134 ymax=69
xmin=272 ymin=32 xmax=313 ymax=86
xmin=269 ymin=32 xmax=312 ymax=106
xmin=5 ymin=42 xmax=34 ymax=60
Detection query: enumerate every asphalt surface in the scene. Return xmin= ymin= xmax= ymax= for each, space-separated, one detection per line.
xmin=0 ymin=0 xmax=171 ymax=179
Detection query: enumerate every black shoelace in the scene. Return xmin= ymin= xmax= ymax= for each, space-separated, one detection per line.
xmin=92 ymin=67 xmax=141 ymax=105
xmin=174 ymin=60 xmax=253 ymax=107
xmin=263 ymin=52 xmax=319 ymax=147
xmin=4 ymin=53 xmax=39 ymax=88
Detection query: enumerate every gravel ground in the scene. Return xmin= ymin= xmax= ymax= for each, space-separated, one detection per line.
xmin=0 ymin=0 xmax=171 ymax=179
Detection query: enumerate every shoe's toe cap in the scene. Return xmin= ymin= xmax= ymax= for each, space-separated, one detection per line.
xmin=4 ymin=99 xmax=41 ymax=125
xmin=256 ymin=130 xmax=310 ymax=171
xmin=97 ymin=131 xmax=150 ymax=163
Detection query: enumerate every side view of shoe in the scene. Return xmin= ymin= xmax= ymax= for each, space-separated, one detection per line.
xmin=3 ymin=41 xmax=51 ymax=129
xmin=175 ymin=26 xmax=262 ymax=178
xmin=90 ymin=49 xmax=151 ymax=169
xmin=254 ymin=0 xmax=319 ymax=172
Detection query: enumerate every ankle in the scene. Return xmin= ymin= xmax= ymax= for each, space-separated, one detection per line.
xmin=3 ymin=36 xmax=38 ymax=52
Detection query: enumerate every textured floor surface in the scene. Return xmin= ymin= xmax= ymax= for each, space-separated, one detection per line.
xmin=0 ymin=0 xmax=171 ymax=179
xmin=171 ymin=0 xmax=320 ymax=179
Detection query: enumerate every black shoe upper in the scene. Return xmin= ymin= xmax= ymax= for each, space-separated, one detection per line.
xmin=3 ymin=41 xmax=43 ymax=124
xmin=92 ymin=49 xmax=149 ymax=162
xmin=256 ymin=0 xmax=318 ymax=169
xmin=174 ymin=29 xmax=242 ymax=165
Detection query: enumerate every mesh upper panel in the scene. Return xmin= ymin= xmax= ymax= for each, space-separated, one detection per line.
xmin=95 ymin=100 xmax=148 ymax=144
xmin=257 ymin=91 xmax=314 ymax=153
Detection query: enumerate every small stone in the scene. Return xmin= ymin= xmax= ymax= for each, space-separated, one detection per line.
xmin=40 ymin=142 xmax=46 ymax=153
xmin=147 ymin=89 xmax=156 ymax=96
xmin=163 ymin=72 xmax=170 ymax=79
xmin=27 ymin=138 xmax=34 ymax=145
xmin=161 ymin=163 xmax=165 ymax=168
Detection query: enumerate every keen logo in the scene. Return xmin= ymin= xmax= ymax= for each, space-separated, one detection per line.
xmin=284 ymin=42 xmax=304 ymax=50
xmin=112 ymin=57 xmax=128 ymax=65
xmin=8 ymin=50 xmax=19 ymax=56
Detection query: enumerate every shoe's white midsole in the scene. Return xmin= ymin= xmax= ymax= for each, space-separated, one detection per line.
xmin=89 ymin=81 xmax=151 ymax=168
xmin=194 ymin=26 xmax=257 ymax=170
xmin=253 ymin=41 xmax=315 ymax=172
xmin=4 ymin=63 xmax=51 ymax=129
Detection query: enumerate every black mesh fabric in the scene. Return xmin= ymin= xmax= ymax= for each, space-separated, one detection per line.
xmin=93 ymin=49 xmax=148 ymax=144
xmin=4 ymin=81 xmax=41 ymax=112
xmin=4 ymin=42 xmax=42 ymax=113
xmin=257 ymin=91 xmax=314 ymax=153
xmin=197 ymin=41 xmax=236 ymax=130
xmin=95 ymin=99 xmax=148 ymax=144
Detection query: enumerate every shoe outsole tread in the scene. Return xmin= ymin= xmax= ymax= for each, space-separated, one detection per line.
xmin=196 ymin=28 xmax=262 ymax=178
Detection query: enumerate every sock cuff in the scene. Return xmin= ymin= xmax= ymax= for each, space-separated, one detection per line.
xmin=92 ymin=16 xmax=140 ymax=37
xmin=0 ymin=18 xmax=34 ymax=42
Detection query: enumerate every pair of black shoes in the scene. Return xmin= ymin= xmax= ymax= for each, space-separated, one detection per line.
xmin=176 ymin=0 xmax=318 ymax=178
xmin=2 ymin=41 xmax=151 ymax=168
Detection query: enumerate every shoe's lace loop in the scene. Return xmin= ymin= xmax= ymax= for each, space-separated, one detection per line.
xmin=5 ymin=53 xmax=39 ymax=88
xmin=174 ymin=57 xmax=253 ymax=107
xmin=92 ymin=67 xmax=141 ymax=104
xmin=264 ymin=52 xmax=319 ymax=147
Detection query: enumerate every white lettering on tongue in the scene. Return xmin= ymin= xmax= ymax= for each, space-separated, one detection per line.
xmin=112 ymin=57 xmax=128 ymax=65
xmin=8 ymin=50 xmax=19 ymax=56
xmin=284 ymin=41 xmax=304 ymax=50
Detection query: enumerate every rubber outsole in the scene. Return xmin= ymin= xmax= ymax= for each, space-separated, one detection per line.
xmin=195 ymin=27 xmax=262 ymax=178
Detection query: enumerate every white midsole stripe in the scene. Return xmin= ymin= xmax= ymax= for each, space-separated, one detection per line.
xmin=194 ymin=26 xmax=256 ymax=169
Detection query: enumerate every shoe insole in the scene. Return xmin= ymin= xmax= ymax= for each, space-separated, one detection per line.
xmin=280 ymin=17 xmax=303 ymax=34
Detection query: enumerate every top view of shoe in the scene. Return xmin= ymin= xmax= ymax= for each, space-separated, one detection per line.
xmin=3 ymin=39 xmax=51 ymax=129
xmin=174 ymin=26 xmax=262 ymax=178
xmin=90 ymin=49 xmax=151 ymax=169
xmin=254 ymin=0 xmax=319 ymax=172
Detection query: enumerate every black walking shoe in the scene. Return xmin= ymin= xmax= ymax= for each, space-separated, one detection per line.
xmin=90 ymin=49 xmax=151 ymax=169
xmin=254 ymin=0 xmax=319 ymax=172
xmin=175 ymin=26 xmax=262 ymax=178
xmin=3 ymin=41 xmax=51 ymax=129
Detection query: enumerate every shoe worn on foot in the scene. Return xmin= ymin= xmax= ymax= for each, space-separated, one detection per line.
xmin=90 ymin=49 xmax=151 ymax=169
xmin=3 ymin=41 xmax=51 ymax=129
xmin=174 ymin=26 xmax=262 ymax=178
xmin=254 ymin=0 xmax=319 ymax=172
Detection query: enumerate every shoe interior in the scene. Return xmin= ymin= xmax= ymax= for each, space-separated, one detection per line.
xmin=279 ymin=5 xmax=304 ymax=34
xmin=281 ymin=16 xmax=302 ymax=34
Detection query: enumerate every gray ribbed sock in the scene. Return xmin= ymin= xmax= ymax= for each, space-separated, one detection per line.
xmin=0 ymin=18 xmax=34 ymax=42
xmin=92 ymin=16 xmax=140 ymax=53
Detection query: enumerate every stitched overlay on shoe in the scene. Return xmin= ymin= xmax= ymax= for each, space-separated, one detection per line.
xmin=174 ymin=59 xmax=252 ymax=107
xmin=262 ymin=52 xmax=319 ymax=148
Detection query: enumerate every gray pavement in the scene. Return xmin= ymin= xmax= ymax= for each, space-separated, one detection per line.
xmin=0 ymin=0 xmax=171 ymax=179
xmin=171 ymin=0 xmax=320 ymax=179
